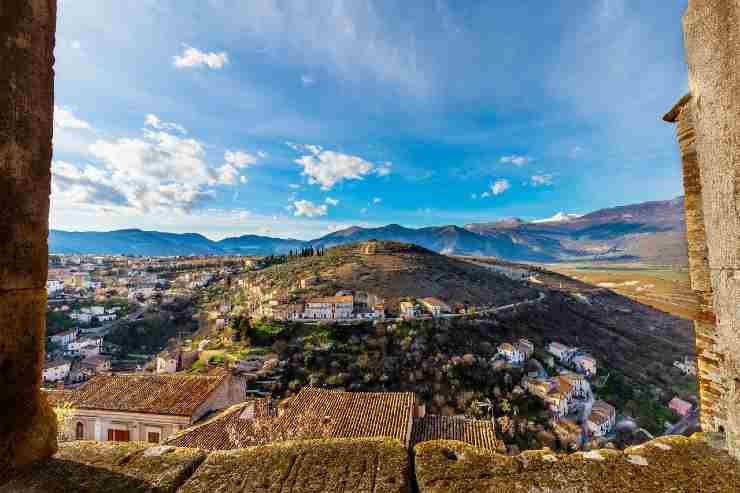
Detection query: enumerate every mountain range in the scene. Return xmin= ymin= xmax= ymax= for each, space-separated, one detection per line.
xmin=49 ymin=197 xmax=688 ymax=264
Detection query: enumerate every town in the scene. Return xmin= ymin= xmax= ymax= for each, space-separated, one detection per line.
xmin=42 ymin=249 xmax=698 ymax=456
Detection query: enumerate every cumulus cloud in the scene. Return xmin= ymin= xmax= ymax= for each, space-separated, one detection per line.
xmin=292 ymin=144 xmax=387 ymax=190
xmin=490 ymin=179 xmax=510 ymax=195
xmin=51 ymin=117 xmax=230 ymax=213
xmin=225 ymin=149 xmax=258 ymax=167
xmin=372 ymin=197 xmax=382 ymax=204
xmin=145 ymin=114 xmax=187 ymax=134
xmin=325 ymin=197 xmax=339 ymax=206
xmin=530 ymin=174 xmax=554 ymax=186
xmin=240 ymin=176 xmax=248 ymax=184
xmin=54 ymin=106 xmax=92 ymax=130
xmin=499 ymin=155 xmax=531 ymax=166
xmin=376 ymin=162 xmax=393 ymax=176
xmin=291 ymin=199 xmax=328 ymax=218
xmin=173 ymin=46 xmax=229 ymax=69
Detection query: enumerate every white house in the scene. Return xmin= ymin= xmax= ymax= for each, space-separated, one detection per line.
xmin=50 ymin=328 xmax=79 ymax=346
xmin=43 ymin=359 xmax=71 ymax=382
xmin=68 ymin=336 xmax=103 ymax=356
xmin=419 ymin=297 xmax=451 ymax=317
xmin=547 ymin=342 xmax=576 ymax=363
xmin=44 ymin=373 xmax=245 ymax=444
xmin=573 ymin=354 xmax=598 ymax=377
xmin=303 ymin=295 xmax=354 ymax=320
xmin=46 ymin=279 xmax=65 ymax=296
xmin=399 ymin=301 xmax=418 ymax=318
xmin=97 ymin=313 xmax=117 ymax=322
xmin=560 ymin=372 xmax=591 ymax=399
xmin=70 ymin=312 xmax=93 ymax=324
xmin=587 ymin=400 xmax=616 ymax=437
xmin=497 ymin=342 xmax=526 ymax=365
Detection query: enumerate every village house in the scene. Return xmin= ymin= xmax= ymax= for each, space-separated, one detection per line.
xmin=399 ymin=301 xmax=418 ymax=318
xmin=45 ymin=372 xmax=246 ymax=444
xmin=68 ymin=335 xmax=103 ymax=357
xmin=551 ymin=418 xmax=583 ymax=450
xmin=419 ymin=297 xmax=451 ymax=317
xmin=303 ymin=295 xmax=354 ymax=320
xmin=572 ymin=353 xmax=598 ymax=377
xmin=46 ymin=279 xmax=65 ymax=296
xmin=165 ymin=399 xmax=277 ymax=450
xmin=156 ymin=349 xmax=199 ymax=374
xmin=545 ymin=392 xmax=569 ymax=418
xmin=559 ymin=372 xmax=591 ymax=399
xmin=69 ymin=311 xmax=93 ymax=324
xmin=497 ymin=342 xmax=526 ymax=365
xmin=43 ymin=359 xmax=71 ymax=382
xmin=270 ymin=387 xmax=416 ymax=448
xmin=669 ymin=396 xmax=694 ymax=417
xmin=587 ymin=400 xmax=616 ymax=437
xmin=80 ymin=355 xmax=112 ymax=379
xmin=524 ymin=377 xmax=555 ymax=399
xmin=50 ymin=328 xmax=79 ymax=346
xmin=547 ymin=341 xmax=576 ymax=363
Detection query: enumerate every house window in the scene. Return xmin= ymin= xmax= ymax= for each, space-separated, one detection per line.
xmin=75 ymin=422 xmax=84 ymax=440
xmin=107 ymin=429 xmax=130 ymax=442
xmin=147 ymin=431 xmax=161 ymax=444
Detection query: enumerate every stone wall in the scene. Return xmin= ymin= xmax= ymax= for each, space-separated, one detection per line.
xmin=0 ymin=0 xmax=58 ymax=474
xmin=664 ymin=0 xmax=740 ymax=460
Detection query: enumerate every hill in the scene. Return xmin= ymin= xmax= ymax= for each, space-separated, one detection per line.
xmin=241 ymin=240 xmax=538 ymax=311
xmin=49 ymin=197 xmax=688 ymax=264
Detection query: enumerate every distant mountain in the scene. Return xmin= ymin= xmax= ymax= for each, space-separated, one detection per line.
xmin=49 ymin=197 xmax=688 ymax=264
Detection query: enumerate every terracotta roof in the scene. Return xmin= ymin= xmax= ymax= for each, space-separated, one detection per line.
xmin=61 ymin=373 xmax=228 ymax=417
xmin=271 ymin=387 xmax=415 ymax=447
xmin=165 ymin=399 xmax=277 ymax=450
xmin=43 ymin=389 xmax=76 ymax=407
xmin=412 ymin=415 xmax=503 ymax=452
xmin=307 ymin=295 xmax=354 ymax=304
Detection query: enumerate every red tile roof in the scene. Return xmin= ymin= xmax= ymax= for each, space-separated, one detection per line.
xmin=165 ymin=399 xmax=277 ymax=450
xmin=271 ymin=387 xmax=415 ymax=447
xmin=59 ymin=373 xmax=228 ymax=417
xmin=412 ymin=415 xmax=503 ymax=452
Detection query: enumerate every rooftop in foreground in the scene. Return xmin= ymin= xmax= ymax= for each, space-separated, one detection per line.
xmin=1 ymin=433 xmax=737 ymax=492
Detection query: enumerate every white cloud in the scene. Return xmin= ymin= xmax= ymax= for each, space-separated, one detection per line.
xmin=173 ymin=46 xmax=229 ymax=69
xmin=490 ymin=179 xmax=510 ymax=195
xmin=52 ymin=121 xmax=227 ymax=213
xmin=376 ymin=162 xmax=393 ymax=176
xmin=292 ymin=144 xmax=385 ymax=190
xmin=145 ymin=114 xmax=187 ymax=134
xmin=54 ymin=106 xmax=92 ymax=130
xmin=301 ymin=74 xmax=316 ymax=86
xmin=291 ymin=199 xmax=328 ymax=218
xmin=499 ymin=155 xmax=531 ymax=166
xmin=325 ymin=197 xmax=339 ymax=206
xmin=372 ymin=197 xmax=382 ymax=204
xmin=530 ymin=174 xmax=554 ymax=186
xmin=240 ymin=175 xmax=248 ymax=184
xmin=224 ymin=149 xmax=258 ymax=168
xmin=218 ymin=164 xmax=239 ymax=185
xmin=288 ymin=184 xmax=302 ymax=190
xmin=257 ymin=151 xmax=268 ymax=158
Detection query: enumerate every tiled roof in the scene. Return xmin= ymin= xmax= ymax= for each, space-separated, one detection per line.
xmin=165 ymin=399 xmax=277 ymax=450
xmin=271 ymin=387 xmax=415 ymax=447
xmin=43 ymin=389 xmax=76 ymax=407
xmin=412 ymin=415 xmax=503 ymax=452
xmin=61 ymin=373 xmax=228 ymax=417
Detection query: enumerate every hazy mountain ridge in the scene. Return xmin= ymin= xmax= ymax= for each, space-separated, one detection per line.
xmin=50 ymin=197 xmax=688 ymax=263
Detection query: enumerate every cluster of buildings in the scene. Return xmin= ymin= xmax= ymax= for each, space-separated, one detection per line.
xmin=241 ymin=275 xmax=387 ymax=321
xmin=399 ymin=297 xmax=453 ymax=318
xmin=44 ymin=327 xmax=110 ymax=383
xmin=494 ymin=337 xmax=615 ymax=446
xmin=46 ymin=375 xmax=503 ymax=453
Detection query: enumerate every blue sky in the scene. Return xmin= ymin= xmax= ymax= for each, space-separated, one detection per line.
xmin=50 ymin=0 xmax=689 ymax=240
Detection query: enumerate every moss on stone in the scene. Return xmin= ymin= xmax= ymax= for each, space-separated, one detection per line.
xmin=179 ymin=437 xmax=409 ymax=493
xmin=0 ymin=442 xmax=206 ymax=493
xmin=414 ymin=434 xmax=740 ymax=492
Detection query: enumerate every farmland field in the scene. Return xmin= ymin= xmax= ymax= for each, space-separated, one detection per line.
xmin=547 ymin=264 xmax=699 ymax=321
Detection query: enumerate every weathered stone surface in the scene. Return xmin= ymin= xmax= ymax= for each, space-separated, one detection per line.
xmin=414 ymin=434 xmax=740 ymax=492
xmin=0 ymin=441 xmax=207 ymax=493
xmin=677 ymin=0 xmax=740 ymax=459
xmin=179 ymin=438 xmax=409 ymax=493
xmin=0 ymin=0 xmax=55 ymax=291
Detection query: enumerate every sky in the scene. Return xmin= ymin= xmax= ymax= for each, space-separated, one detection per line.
xmin=50 ymin=0 xmax=690 ymax=240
